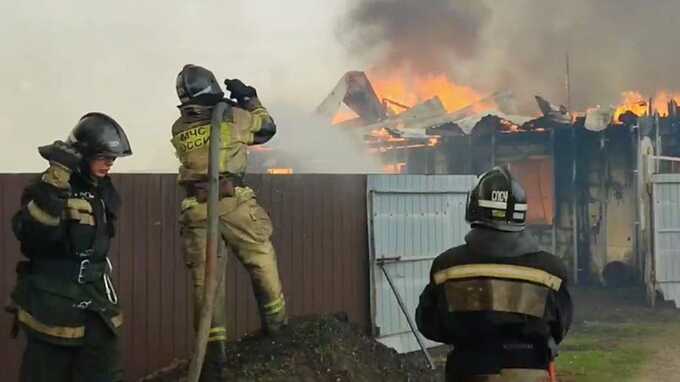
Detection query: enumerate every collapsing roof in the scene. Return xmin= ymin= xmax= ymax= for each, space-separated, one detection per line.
xmin=318 ymin=71 xmax=680 ymax=145
xmin=315 ymin=71 xmax=388 ymax=124
xmin=316 ymin=71 xmax=586 ymax=143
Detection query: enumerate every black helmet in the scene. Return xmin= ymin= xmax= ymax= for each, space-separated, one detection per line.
xmin=176 ymin=64 xmax=224 ymax=106
xmin=465 ymin=166 xmax=527 ymax=232
xmin=66 ymin=112 xmax=132 ymax=158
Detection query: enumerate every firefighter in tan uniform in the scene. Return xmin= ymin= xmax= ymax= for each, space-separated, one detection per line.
xmin=171 ymin=64 xmax=286 ymax=381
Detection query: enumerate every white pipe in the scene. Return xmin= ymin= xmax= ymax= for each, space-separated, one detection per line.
xmin=649 ymin=155 xmax=680 ymax=163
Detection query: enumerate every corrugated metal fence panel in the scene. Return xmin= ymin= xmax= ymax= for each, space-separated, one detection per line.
xmin=240 ymin=174 xmax=370 ymax=333
xmin=368 ymin=175 xmax=478 ymax=194
xmin=652 ymin=174 xmax=680 ymax=306
xmin=0 ymin=173 xmax=369 ymax=381
xmin=0 ymin=174 xmax=30 ymax=382
xmin=367 ymin=175 xmax=477 ymax=353
xmin=110 ymin=174 xmax=194 ymax=380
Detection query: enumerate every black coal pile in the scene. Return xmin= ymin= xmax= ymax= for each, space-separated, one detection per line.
xmin=141 ymin=313 xmax=444 ymax=382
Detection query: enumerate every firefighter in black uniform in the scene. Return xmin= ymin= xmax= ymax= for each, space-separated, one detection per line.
xmin=416 ymin=166 xmax=573 ymax=382
xmin=9 ymin=113 xmax=132 ymax=382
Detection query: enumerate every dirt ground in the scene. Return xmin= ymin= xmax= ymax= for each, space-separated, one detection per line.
xmin=635 ymin=333 xmax=680 ymax=382
xmin=142 ymin=288 xmax=680 ymax=382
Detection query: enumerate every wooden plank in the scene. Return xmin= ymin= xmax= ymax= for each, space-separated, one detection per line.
xmin=349 ymin=175 xmax=370 ymax=325
xmin=0 ymin=174 xmax=5 ymax=369
xmin=344 ymin=176 xmax=359 ymax=317
xmin=113 ymin=174 xmax=136 ymax=381
xmin=0 ymin=175 xmax=8 ymax=336
xmin=301 ymin=175 xmax=316 ymax=315
xmin=159 ymin=175 xmax=177 ymax=364
xmin=332 ymin=175 xmax=345 ymax=314
xmin=131 ymin=174 xmax=149 ymax=378
xmin=320 ymin=174 xmax=334 ymax=314
xmin=289 ymin=175 xmax=306 ymax=316
xmin=172 ymin=181 xmax=192 ymax=358
xmin=357 ymin=175 xmax=370 ymax=326
xmin=333 ymin=176 xmax=348 ymax=315
xmin=145 ymin=175 xmax=163 ymax=373
xmin=1 ymin=174 xmax=29 ymax=382
xmin=313 ymin=175 xmax=327 ymax=313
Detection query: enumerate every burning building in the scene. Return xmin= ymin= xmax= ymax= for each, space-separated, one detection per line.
xmin=310 ymin=72 xmax=680 ymax=297
xmin=248 ymin=69 xmax=680 ymax=299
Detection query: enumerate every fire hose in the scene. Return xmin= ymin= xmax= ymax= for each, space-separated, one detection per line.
xmin=549 ymin=360 xmax=558 ymax=382
xmin=186 ymin=101 xmax=228 ymax=382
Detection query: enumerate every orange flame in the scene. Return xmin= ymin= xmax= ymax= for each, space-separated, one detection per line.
xmin=369 ymin=128 xmax=406 ymax=142
xmin=614 ymin=90 xmax=680 ymax=121
xmin=383 ymin=162 xmax=407 ymax=174
xmin=613 ymin=91 xmax=648 ymax=121
xmin=359 ymin=68 xmax=491 ymax=151
xmin=367 ymin=67 xmax=493 ymax=113
xmin=653 ymin=91 xmax=680 ymax=116
xmin=267 ymin=168 xmax=293 ymax=175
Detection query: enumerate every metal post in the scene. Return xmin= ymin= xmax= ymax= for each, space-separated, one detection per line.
xmin=571 ymin=124 xmax=579 ymax=284
xmin=649 ymin=155 xmax=680 ymax=163
xmin=491 ymin=127 xmax=496 ymax=168
xmin=655 ymin=114 xmax=661 ymax=173
xmin=467 ymin=135 xmax=473 ymax=174
xmin=601 ymin=132 xmax=609 ymax=270
xmin=633 ymin=123 xmax=642 ymax=280
xmin=377 ymin=258 xmax=436 ymax=370
xmin=565 ymin=51 xmax=571 ymax=112
xmin=187 ymin=101 xmax=228 ymax=382
xmin=550 ymin=128 xmax=557 ymax=256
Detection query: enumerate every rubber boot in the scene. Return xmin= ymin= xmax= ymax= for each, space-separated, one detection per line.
xmin=261 ymin=300 xmax=288 ymax=336
xmin=199 ymin=340 xmax=227 ymax=382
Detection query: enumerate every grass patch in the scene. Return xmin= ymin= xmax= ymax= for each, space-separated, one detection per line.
xmin=556 ymin=322 xmax=661 ymax=382
xmin=557 ymin=347 xmax=648 ymax=382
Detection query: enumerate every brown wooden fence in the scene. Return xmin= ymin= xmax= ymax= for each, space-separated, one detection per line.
xmin=0 ymin=174 xmax=370 ymax=381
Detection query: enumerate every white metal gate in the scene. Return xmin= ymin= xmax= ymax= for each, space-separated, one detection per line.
xmin=652 ymin=173 xmax=680 ymax=306
xmin=367 ymin=175 xmax=477 ymax=353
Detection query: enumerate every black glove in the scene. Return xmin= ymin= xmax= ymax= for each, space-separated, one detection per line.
xmin=224 ymin=79 xmax=257 ymax=105
xmin=38 ymin=140 xmax=82 ymax=171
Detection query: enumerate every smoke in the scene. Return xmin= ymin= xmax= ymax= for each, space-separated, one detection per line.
xmin=342 ymin=0 xmax=491 ymax=75
xmin=342 ymin=0 xmax=680 ymax=112
xmin=249 ymin=105 xmax=384 ymax=174
xmin=0 ymin=1 xmax=353 ymax=172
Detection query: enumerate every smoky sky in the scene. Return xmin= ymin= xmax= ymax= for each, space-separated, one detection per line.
xmin=343 ymin=0 xmax=490 ymax=74
xmin=343 ymin=0 xmax=680 ymax=111
xmin=0 ymin=1 xmax=354 ymax=172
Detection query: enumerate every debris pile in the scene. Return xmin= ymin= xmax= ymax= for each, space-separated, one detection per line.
xmin=141 ymin=313 xmax=443 ymax=382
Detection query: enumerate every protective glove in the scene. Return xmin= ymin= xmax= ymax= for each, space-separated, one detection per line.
xmin=38 ymin=140 xmax=82 ymax=172
xmin=224 ymin=78 xmax=257 ymax=106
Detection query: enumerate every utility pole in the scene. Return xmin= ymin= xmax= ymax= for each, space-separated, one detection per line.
xmin=565 ymin=51 xmax=571 ymax=112
xmin=565 ymin=50 xmax=578 ymax=283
